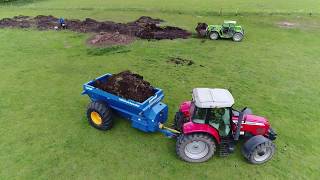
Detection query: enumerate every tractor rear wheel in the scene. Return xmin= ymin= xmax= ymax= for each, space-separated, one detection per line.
xmin=209 ymin=31 xmax=219 ymax=40
xmin=87 ymin=101 xmax=112 ymax=131
xmin=176 ymin=133 xmax=216 ymax=163
xmin=242 ymin=135 xmax=275 ymax=164
xmin=232 ymin=32 xmax=243 ymax=42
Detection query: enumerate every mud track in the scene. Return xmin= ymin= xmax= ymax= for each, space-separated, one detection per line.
xmin=0 ymin=15 xmax=191 ymax=40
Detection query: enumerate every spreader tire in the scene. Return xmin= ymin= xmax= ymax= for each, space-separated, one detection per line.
xmin=173 ymin=111 xmax=187 ymax=131
xmin=87 ymin=101 xmax=112 ymax=131
xmin=209 ymin=31 xmax=219 ymax=40
xmin=232 ymin=32 xmax=243 ymax=42
xmin=176 ymin=133 xmax=216 ymax=163
xmin=242 ymin=135 xmax=275 ymax=164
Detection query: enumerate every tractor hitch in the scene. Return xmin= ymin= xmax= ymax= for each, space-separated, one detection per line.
xmin=158 ymin=123 xmax=180 ymax=138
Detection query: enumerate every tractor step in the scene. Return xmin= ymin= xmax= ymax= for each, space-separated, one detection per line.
xmin=219 ymin=136 xmax=234 ymax=157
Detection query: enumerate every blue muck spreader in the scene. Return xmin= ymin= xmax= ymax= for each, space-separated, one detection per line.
xmin=82 ymin=73 xmax=178 ymax=137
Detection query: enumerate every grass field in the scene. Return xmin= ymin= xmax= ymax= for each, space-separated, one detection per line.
xmin=1 ymin=0 xmax=320 ymax=179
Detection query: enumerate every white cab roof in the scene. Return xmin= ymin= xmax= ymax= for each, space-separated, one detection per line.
xmin=192 ymin=88 xmax=234 ymax=108
xmin=224 ymin=20 xmax=236 ymax=24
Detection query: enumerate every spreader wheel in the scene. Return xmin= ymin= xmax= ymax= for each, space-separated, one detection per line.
xmin=232 ymin=32 xmax=243 ymax=42
xmin=242 ymin=135 xmax=275 ymax=164
xmin=87 ymin=101 xmax=112 ymax=131
xmin=176 ymin=133 xmax=216 ymax=163
xmin=209 ymin=31 xmax=219 ymax=40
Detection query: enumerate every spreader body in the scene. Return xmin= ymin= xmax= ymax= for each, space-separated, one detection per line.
xmin=82 ymin=74 xmax=168 ymax=133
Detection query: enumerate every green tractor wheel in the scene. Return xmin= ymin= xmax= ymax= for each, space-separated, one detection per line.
xmin=209 ymin=31 xmax=219 ymax=40
xmin=232 ymin=32 xmax=243 ymax=42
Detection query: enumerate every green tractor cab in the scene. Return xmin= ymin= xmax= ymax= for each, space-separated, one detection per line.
xmin=196 ymin=20 xmax=244 ymax=42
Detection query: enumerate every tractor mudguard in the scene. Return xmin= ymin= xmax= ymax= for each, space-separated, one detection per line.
xmin=182 ymin=122 xmax=221 ymax=144
xmin=242 ymin=135 xmax=270 ymax=155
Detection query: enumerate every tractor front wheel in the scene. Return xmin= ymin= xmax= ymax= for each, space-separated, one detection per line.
xmin=242 ymin=135 xmax=275 ymax=164
xmin=209 ymin=31 xmax=219 ymax=40
xmin=232 ymin=32 xmax=243 ymax=42
xmin=176 ymin=133 xmax=216 ymax=163
xmin=87 ymin=101 xmax=112 ymax=131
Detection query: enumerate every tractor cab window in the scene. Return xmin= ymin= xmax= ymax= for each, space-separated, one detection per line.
xmin=222 ymin=23 xmax=235 ymax=34
xmin=207 ymin=108 xmax=231 ymax=136
xmin=192 ymin=107 xmax=207 ymax=124
xmin=191 ymin=106 xmax=231 ymax=136
xmin=222 ymin=24 xmax=230 ymax=33
xmin=222 ymin=23 xmax=229 ymax=28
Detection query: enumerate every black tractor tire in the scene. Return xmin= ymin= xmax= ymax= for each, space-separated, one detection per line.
xmin=209 ymin=31 xmax=219 ymax=40
xmin=87 ymin=101 xmax=112 ymax=131
xmin=242 ymin=135 xmax=275 ymax=164
xmin=232 ymin=32 xmax=243 ymax=42
xmin=173 ymin=111 xmax=187 ymax=131
xmin=176 ymin=133 xmax=216 ymax=163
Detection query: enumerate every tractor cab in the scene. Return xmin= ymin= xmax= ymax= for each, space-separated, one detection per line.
xmin=222 ymin=20 xmax=236 ymax=28
xmin=221 ymin=20 xmax=236 ymax=37
xmin=197 ymin=20 xmax=244 ymax=41
xmin=190 ymin=88 xmax=234 ymax=136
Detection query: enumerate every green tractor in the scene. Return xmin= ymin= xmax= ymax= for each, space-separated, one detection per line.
xmin=196 ymin=20 xmax=244 ymax=42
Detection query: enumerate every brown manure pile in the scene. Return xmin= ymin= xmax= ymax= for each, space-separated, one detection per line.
xmin=94 ymin=71 xmax=155 ymax=103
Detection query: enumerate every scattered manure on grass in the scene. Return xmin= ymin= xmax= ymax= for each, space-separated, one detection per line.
xmin=87 ymin=46 xmax=130 ymax=56
xmin=167 ymin=57 xmax=194 ymax=66
xmin=87 ymin=32 xmax=135 ymax=47
xmin=277 ymin=21 xmax=299 ymax=28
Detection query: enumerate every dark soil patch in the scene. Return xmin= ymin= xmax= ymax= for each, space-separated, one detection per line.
xmin=136 ymin=24 xmax=191 ymax=40
xmin=94 ymin=71 xmax=154 ymax=103
xmin=34 ymin=15 xmax=59 ymax=30
xmin=0 ymin=15 xmax=191 ymax=40
xmin=87 ymin=32 xmax=135 ymax=47
xmin=0 ymin=15 xmax=32 ymax=28
xmin=167 ymin=57 xmax=194 ymax=66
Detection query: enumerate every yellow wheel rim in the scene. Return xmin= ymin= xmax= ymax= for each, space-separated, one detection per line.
xmin=91 ymin=111 xmax=102 ymax=125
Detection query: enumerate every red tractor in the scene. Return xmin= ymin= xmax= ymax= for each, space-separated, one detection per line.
xmin=83 ymin=73 xmax=277 ymax=164
xmin=173 ymin=88 xmax=277 ymax=164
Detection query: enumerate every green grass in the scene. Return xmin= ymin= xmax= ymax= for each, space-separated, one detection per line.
xmin=1 ymin=0 xmax=320 ymax=15
xmin=1 ymin=1 xmax=320 ymax=179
